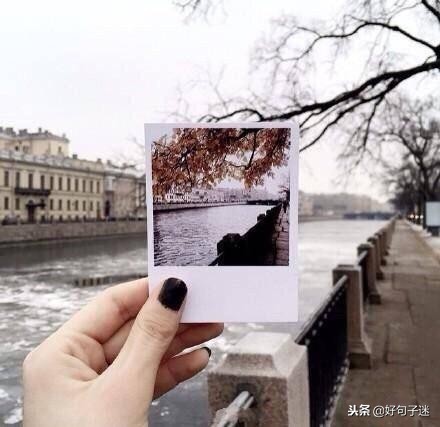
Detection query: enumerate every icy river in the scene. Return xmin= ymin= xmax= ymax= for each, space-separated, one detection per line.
xmin=0 ymin=219 xmax=386 ymax=426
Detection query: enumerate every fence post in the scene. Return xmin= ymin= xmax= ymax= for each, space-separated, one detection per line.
xmin=217 ymin=233 xmax=243 ymax=265
xmin=208 ymin=332 xmax=310 ymax=427
xmin=377 ymin=230 xmax=387 ymax=265
xmin=367 ymin=235 xmax=384 ymax=280
xmin=357 ymin=243 xmax=381 ymax=305
xmin=333 ymin=265 xmax=372 ymax=369
xmin=384 ymin=226 xmax=391 ymax=254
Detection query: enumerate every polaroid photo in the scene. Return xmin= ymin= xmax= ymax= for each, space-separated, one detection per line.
xmin=145 ymin=123 xmax=299 ymax=322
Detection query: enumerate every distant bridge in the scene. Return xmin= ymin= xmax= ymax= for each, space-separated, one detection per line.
xmin=246 ymin=199 xmax=281 ymax=206
xmin=343 ymin=211 xmax=394 ymax=220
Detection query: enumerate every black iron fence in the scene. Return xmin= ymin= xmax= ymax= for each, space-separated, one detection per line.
xmin=295 ymin=276 xmax=349 ymax=427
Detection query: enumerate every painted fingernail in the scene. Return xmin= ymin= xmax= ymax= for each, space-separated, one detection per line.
xmin=203 ymin=346 xmax=212 ymax=358
xmin=158 ymin=278 xmax=187 ymax=311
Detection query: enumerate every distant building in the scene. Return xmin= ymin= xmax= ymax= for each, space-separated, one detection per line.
xmin=304 ymin=192 xmax=391 ymax=216
xmin=299 ymin=191 xmax=314 ymax=216
xmin=0 ymin=127 xmax=145 ymax=223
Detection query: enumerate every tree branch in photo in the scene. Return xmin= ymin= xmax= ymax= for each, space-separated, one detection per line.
xmin=152 ymin=127 xmax=290 ymax=195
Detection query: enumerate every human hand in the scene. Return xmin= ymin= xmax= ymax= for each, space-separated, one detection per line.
xmin=23 ymin=277 xmax=223 ymax=427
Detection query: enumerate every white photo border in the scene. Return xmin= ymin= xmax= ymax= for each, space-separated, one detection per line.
xmin=145 ymin=122 xmax=299 ymax=322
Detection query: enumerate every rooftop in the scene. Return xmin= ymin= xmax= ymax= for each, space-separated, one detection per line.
xmin=0 ymin=126 xmax=68 ymax=142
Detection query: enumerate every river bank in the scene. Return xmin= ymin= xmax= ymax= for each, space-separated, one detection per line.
xmin=0 ymin=220 xmax=146 ymax=247
xmin=0 ymin=210 xmax=343 ymax=248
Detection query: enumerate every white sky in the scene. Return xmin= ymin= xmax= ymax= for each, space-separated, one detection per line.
xmin=0 ymin=0 xmax=434 ymax=202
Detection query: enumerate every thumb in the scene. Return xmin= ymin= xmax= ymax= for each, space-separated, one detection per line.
xmin=109 ymin=277 xmax=187 ymax=393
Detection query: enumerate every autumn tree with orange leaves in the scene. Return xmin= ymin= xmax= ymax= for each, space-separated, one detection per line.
xmin=152 ymin=127 xmax=290 ymax=196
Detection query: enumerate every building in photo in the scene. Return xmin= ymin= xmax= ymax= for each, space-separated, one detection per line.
xmin=0 ymin=127 xmax=145 ymax=223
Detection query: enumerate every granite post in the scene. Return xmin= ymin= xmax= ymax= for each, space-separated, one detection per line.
xmin=208 ymin=332 xmax=310 ymax=426
xmin=368 ymin=235 xmax=384 ymax=280
xmin=357 ymin=243 xmax=381 ymax=304
xmin=333 ymin=264 xmax=372 ymax=369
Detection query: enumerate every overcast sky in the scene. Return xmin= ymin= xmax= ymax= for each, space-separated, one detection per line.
xmin=1 ymin=0 xmax=431 ymax=201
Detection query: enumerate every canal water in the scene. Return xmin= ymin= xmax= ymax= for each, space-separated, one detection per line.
xmin=0 ymin=213 xmax=386 ymax=426
xmin=154 ymin=205 xmax=272 ymax=265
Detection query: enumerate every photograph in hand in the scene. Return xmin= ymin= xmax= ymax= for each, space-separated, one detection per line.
xmin=145 ymin=123 xmax=299 ymax=322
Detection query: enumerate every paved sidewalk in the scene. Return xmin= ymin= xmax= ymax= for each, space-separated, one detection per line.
xmin=334 ymin=220 xmax=440 ymax=426
xmin=273 ymin=206 xmax=289 ymax=265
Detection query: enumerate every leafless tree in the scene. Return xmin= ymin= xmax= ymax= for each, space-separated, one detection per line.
xmin=379 ymin=96 xmax=440 ymax=222
xmin=387 ymin=162 xmax=422 ymax=219
xmin=174 ymin=0 xmax=440 ymax=158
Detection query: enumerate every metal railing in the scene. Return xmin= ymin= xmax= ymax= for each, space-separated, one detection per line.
xmin=295 ymin=276 xmax=349 ymax=427
xmin=211 ymin=391 xmax=255 ymax=427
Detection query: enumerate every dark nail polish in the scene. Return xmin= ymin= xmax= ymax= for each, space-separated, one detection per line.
xmin=203 ymin=347 xmax=212 ymax=358
xmin=158 ymin=278 xmax=187 ymax=311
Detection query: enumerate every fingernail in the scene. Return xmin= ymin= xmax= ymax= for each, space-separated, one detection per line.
xmin=158 ymin=278 xmax=187 ymax=311
xmin=203 ymin=346 xmax=212 ymax=358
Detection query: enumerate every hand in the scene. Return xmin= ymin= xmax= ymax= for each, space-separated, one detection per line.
xmin=22 ymin=277 xmax=223 ymax=427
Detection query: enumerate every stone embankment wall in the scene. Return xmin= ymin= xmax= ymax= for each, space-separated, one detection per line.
xmin=0 ymin=220 xmax=146 ymax=245
xmin=153 ymin=202 xmax=247 ymax=212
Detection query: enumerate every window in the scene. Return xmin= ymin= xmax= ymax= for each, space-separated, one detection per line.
xmin=82 ymin=179 xmax=86 ymax=192
xmin=50 ymin=199 xmax=54 ymax=210
xmin=4 ymin=171 xmax=9 ymax=187
xmin=67 ymin=200 xmax=71 ymax=211
xmin=97 ymin=201 xmax=101 ymax=214
xmin=40 ymin=175 xmax=45 ymax=189
xmin=4 ymin=197 xmax=9 ymax=210
xmin=50 ymin=176 xmax=54 ymax=190
xmin=89 ymin=180 xmax=94 ymax=193
xmin=90 ymin=201 xmax=94 ymax=211
xmin=28 ymin=173 xmax=33 ymax=189
xmin=58 ymin=199 xmax=62 ymax=210
xmin=58 ymin=146 xmax=62 ymax=154
xmin=96 ymin=181 xmax=100 ymax=193
xmin=15 ymin=198 xmax=20 ymax=210
xmin=67 ymin=177 xmax=71 ymax=191
xmin=75 ymin=178 xmax=79 ymax=192
xmin=58 ymin=177 xmax=63 ymax=191
xmin=74 ymin=200 xmax=79 ymax=211
xmin=16 ymin=171 xmax=21 ymax=187
xmin=83 ymin=200 xmax=86 ymax=211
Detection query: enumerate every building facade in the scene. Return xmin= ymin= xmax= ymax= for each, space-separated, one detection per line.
xmin=153 ymin=186 xmax=279 ymax=205
xmin=0 ymin=127 xmax=145 ymax=223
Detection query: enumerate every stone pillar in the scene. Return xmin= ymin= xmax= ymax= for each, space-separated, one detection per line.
xmin=375 ymin=231 xmax=385 ymax=265
xmin=333 ymin=264 xmax=372 ymax=369
xmin=217 ymin=233 xmax=243 ymax=265
xmin=368 ymin=235 xmax=384 ymax=280
xmin=357 ymin=243 xmax=381 ymax=304
xmin=208 ymin=332 xmax=310 ymax=427
xmin=382 ymin=228 xmax=389 ymax=254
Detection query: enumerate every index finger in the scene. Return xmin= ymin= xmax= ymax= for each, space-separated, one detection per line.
xmin=60 ymin=278 xmax=149 ymax=343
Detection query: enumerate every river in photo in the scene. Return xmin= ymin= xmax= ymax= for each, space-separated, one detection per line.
xmin=0 ymin=216 xmax=386 ymax=426
xmin=154 ymin=205 xmax=274 ymax=266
